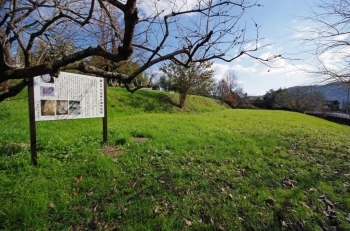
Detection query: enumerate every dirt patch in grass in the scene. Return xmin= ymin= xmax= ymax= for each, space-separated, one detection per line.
xmin=99 ymin=146 xmax=125 ymax=158
xmin=1 ymin=142 xmax=30 ymax=156
xmin=8 ymin=142 xmax=29 ymax=148
xmin=132 ymin=137 xmax=149 ymax=143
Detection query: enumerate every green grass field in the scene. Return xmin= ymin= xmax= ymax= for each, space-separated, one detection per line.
xmin=1 ymin=87 xmax=350 ymax=230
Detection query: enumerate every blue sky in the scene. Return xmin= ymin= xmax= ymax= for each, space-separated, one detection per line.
xmin=137 ymin=0 xmax=327 ymax=96
xmin=211 ymin=0 xmax=318 ymax=96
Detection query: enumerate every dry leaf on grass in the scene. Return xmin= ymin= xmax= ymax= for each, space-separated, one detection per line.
xmin=319 ymin=195 xmax=334 ymax=208
xmin=214 ymin=222 xmax=225 ymax=231
xmin=75 ymin=175 xmax=83 ymax=183
xmin=346 ymin=213 xmax=350 ymax=223
xmin=119 ymin=205 xmax=128 ymax=212
xmin=154 ymin=206 xmax=161 ymax=213
xmin=154 ymin=206 xmax=168 ymax=216
xmin=299 ymin=201 xmax=310 ymax=209
xmin=281 ymin=220 xmax=288 ymax=227
xmin=129 ymin=181 xmax=136 ymax=188
xmin=49 ymin=202 xmax=55 ymax=209
xmin=183 ymin=218 xmax=193 ymax=226
xmin=282 ymin=177 xmax=297 ymax=187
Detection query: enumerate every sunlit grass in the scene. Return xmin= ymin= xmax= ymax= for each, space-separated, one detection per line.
xmin=0 ymin=87 xmax=349 ymax=230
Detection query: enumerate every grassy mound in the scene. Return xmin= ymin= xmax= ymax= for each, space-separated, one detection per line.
xmin=107 ymin=87 xmax=229 ymax=114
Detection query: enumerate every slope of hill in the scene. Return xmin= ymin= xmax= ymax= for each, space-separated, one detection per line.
xmin=104 ymin=87 xmax=230 ymax=114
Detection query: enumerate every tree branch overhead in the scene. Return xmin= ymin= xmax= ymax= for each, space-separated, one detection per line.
xmin=0 ymin=0 xmax=276 ymax=101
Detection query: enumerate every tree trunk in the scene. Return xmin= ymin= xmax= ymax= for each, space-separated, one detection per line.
xmin=179 ymin=92 xmax=187 ymax=108
xmin=0 ymin=27 xmax=14 ymax=94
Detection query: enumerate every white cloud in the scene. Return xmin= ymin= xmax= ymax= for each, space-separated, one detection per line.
xmin=210 ymin=43 xmax=316 ymax=95
xmin=293 ymin=32 xmax=305 ymax=38
xmin=292 ymin=26 xmax=312 ymax=38
xmin=333 ymin=33 xmax=349 ymax=41
xmin=231 ymin=64 xmax=258 ymax=74
xmin=258 ymin=52 xmax=272 ymax=60
xmin=211 ymin=63 xmax=231 ymax=80
xmin=210 ymin=54 xmax=314 ymax=95
xmin=316 ymin=44 xmax=350 ymax=71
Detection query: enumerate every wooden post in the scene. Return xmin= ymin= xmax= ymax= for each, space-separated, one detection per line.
xmin=28 ymin=77 xmax=37 ymax=166
xmin=103 ymin=78 xmax=108 ymax=143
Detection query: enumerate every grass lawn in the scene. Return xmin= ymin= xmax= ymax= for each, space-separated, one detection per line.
xmin=0 ymin=87 xmax=350 ymax=230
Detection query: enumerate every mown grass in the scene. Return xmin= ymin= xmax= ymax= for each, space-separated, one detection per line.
xmin=0 ymin=87 xmax=350 ymax=230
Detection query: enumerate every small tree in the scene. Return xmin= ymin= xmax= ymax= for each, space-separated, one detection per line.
xmin=236 ymin=89 xmax=251 ymax=108
xmin=156 ymin=76 xmax=171 ymax=91
xmin=214 ymin=71 xmax=249 ymax=108
xmin=332 ymin=100 xmax=340 ymax=111
xmin=263 ymin=88 xmax=285 ymax=109
xmin=160 ymin=61 xmax=214 ymax=108
xmin=216 ymin=79 xmax=239 ymax=107
xmin=223 ymin=71 xmax=240 ymax=92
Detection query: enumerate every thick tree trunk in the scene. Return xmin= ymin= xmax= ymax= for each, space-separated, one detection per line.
xmin=0 ymin=27 xmax=14 ymax=94
xmin=179 ymin=92 xmax=187 ymax=108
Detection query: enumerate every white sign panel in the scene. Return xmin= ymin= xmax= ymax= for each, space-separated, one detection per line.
xmin=33 ymin=72 xmax=104 ymax=121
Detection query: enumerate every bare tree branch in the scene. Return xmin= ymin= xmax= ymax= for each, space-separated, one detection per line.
xmin=297 ymin=0 xmax=350 ymax=86
xmin=0 ymin=0 xmax=278 ymax=101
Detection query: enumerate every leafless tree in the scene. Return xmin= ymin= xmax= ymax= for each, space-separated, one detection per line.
xmin=0 ymin=0 xmax=278 ymax=102
xmin=213 ymin=71 xmax=248 ymax=107
xmin=298 ymin=0 xmax=350 ymax=87
xmin=223 ymin=70 xmax=240 ymax=92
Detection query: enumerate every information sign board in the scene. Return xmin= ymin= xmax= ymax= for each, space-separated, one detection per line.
xmin=33 ymin=72 xmax=104 ymax=121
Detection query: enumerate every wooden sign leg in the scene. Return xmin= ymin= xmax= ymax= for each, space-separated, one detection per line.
xmin=28 ymin=77 xmax=37 ymax=165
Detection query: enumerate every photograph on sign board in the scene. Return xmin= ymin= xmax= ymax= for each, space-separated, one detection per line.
xmin=40 ymin=86 xmax=54 ymax=97
xmin=69 ymin=101 xmax=81 ymax=115
xmin=41 ymin=100 xmax=55 ymax=116
xmin=56 ymin=100 xmax=68 ymax=115
xmin=41 ymin=74 xmax=54 ymax=83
